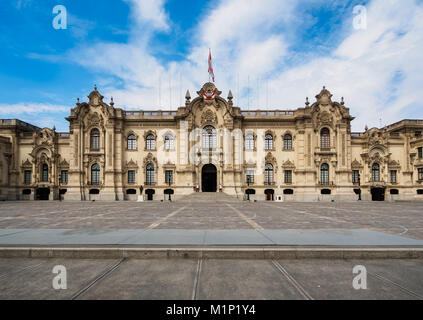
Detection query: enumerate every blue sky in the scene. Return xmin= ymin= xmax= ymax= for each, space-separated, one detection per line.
xmin=0 ymin=0 xmax=422 ymax=131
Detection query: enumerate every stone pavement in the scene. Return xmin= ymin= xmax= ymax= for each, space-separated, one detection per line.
xmin=1 ymin=257 xmax=422 ymax=300
xmin=1 ymin=201 xmax=423 ymax=239
xmin=0 ymin=228 xmax=422 ymax=246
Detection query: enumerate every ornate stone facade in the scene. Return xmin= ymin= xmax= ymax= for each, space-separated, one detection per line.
xmin=1 ymin=83 xmax=423 ymax=201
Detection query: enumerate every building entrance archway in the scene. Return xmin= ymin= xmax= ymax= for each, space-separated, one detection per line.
xmin=371 ymin=187 xmax=385 ymax=201
xmin=202 ymin=164 xmax=217 ymax=192
xmin=36 ymin=188 xmax=50 ymax=200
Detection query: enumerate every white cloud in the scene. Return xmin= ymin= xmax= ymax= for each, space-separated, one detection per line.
xmin=50 ymin=0 xmax=423 ymax=131
xmin=125 ymin=0 xmax=170 ymax=32
xmin=0 ymin=103 xmax=68 ymax=115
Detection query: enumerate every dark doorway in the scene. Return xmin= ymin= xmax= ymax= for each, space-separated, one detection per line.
xmin=265 ymin=189 xmax=274 ymax=201
xmin=371 ymin=187 xmax=385 ymax=201
xmin=146 ymin=189 xmax=155 ymax=201
xmin=36 ymin=188 xmax=50 ymax=200
xmin=202 ymin=164 xmax=217 ymax=192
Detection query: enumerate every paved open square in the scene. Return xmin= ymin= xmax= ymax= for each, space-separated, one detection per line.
xmin=0 ymin=257 xmax=422 ymax=300
xmin=0 ymin=199 xmax=423 ymax=239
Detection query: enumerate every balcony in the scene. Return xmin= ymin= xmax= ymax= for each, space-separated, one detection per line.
xmin=145 ymin=181 xmax=156 ymax=186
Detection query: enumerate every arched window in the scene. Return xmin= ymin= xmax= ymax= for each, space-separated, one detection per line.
xmin=320 ymin=128 xmax=330 ymax=149
xmin=283 ymin=134 xmax=292 ymax=150
xmin=320 ymin=163 xmax=329 ymax=185
xmin=90 ymin=128 xmax=100 ymax=150
xmin=265 ymin=134 xmax=273 ymax=150
xmin=202 ymin=126 xmax=216 ymax=149
xmin=164 ymin=134 xmax=174 ymax=150
xmin=265 ymin=163 xmax=274 ymax=185
xmin=91 ymin=163 xmax=100 ymax=185
xmin=146 ymin=134 xmax=155 ymax=150
xmin=41 ymin=164 xmax=48 ymax=182
xmin=245 ymin=133 xmax=254 ymax=150
xmin=372 ymin=163 xmax=380 ymax=182
xmin=146 ymin=163 xmax=155 ymax=185
xmin=127 ymin=134 xmax=136 ymax=150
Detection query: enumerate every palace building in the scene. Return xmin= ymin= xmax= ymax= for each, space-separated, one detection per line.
xmin=0 ymin=82 xmax=423 ymax=201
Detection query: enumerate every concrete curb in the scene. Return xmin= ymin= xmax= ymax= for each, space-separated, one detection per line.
xmin=0 ymin=246 xmax=423 ymax=259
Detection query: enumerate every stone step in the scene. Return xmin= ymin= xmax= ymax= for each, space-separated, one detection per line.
xmin=180 ymin=192 xmax=242 ymax=202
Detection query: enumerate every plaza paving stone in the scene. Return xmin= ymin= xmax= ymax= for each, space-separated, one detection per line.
xmin=0 ymin=201 xmax=422 ymax=239
xmin=0 ymin=257 xmax=422 ymax=300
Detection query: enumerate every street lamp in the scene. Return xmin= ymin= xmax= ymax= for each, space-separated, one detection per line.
xmin=58 ymin=176 xmax=62 ymax=201
xmin=168 ymin=178 xmax=172 ymax=201
xmin=246 ymin=175 xmax=251 ymax=201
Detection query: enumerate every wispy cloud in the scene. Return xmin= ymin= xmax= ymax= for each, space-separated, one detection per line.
xmin=0 ymin=103 xmax=68 ymax=115
xmin=12 ymin=0 xmax=423 ymax=131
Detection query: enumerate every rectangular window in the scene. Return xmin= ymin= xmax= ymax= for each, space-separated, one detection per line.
xmin=24 ymin=170 xmax=31 ymax=185
xmin=164 ymin=137 xmax=174 ymax=150
xmin=419 ymin=168 xmax=423 ymax=181
xmin=128 ymin=170 xmax=136 ymax=184
xmin=165 ymin=170 xmax=173 ymax=185
xmin=60 ymin=170 xmax=68 ymax=184
xmin=352 ymin=170 xmax=359 ymax=184
xmin=390 ymin=170 xmax=397 ymax=183
xmin=418 ymin=147 xmax=423 ymax=159
xmin=246 ymin=170 xmax=254 ymax=184
xmin=284 ymin=170 xmax=292 ymax=184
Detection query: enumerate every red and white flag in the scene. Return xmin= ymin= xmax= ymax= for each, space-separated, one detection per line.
xmin=208 ymin=49 xmax=215 ymax=82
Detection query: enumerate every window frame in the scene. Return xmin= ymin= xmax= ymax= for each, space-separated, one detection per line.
xmin=41 ymin=164 xmax=49 ymax=182
xmin=320 ymin=128 xmax=330 ymax=149
xmin=146 ymin=134 xmax=155 ymax=150
xmin=202 ymin=126 xmax=216 ymax=150
xmin=284 ymin=170 xmax=292 ymax=184
xmin=283 ymin=134 xmax=292 ymax=150
xmin=127 ymin=134 xmax=137 ymax=150
xmin=320 ymin=163 xmax=329 ymax=185
xmin=264 ymin=163 xmax=274 ymax=185
xmin=128 ymin=170 xmax=136 ymax=184
xmin=60 ymin=170 xmax=68 ymax=185
xmin=24 ymin=170 xmax=32 ymax=185
xmin=245 ymin=133 xmax=254 ymax=151
xmin=90 ymin=128 xmax=100 ymax=150
xmin=91 ymin=163 xmax=100 ymax=185
xmin=264 ymin=134 xmax=274 ymax=150
xmin=390 ymin=170 xmax=397 ymax=184
xmin=164 ymin=135 xmax=174 ymax=151
xmin=146 ymin=163 xmax=155 ymax=185
xmin=165 ymin=170 xmax=173 ymax=185
xmin=372 ymin=163 xmax=380 ymax=182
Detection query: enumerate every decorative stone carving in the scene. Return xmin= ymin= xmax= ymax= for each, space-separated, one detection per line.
xmin=33 ymin=128 xmax=55 ymax=147
xmin=58 ymin=159 xmax=70 ymax=169
xmin=282 ymin=160 xmax=295 ymax=169
xmin=315 ymin=87 xmax=333 ymax=106
xmin=201 ymin=109 xmax=217 ymax=125
xmin=197 ymin=82 xmax=222 ymax=104
xmin=351 ymin=159 xmax=363 ymax=168
xmin=143 ymin=152 xmax=157 ymax=168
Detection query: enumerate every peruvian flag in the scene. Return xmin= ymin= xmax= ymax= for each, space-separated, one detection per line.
xmin=208 ymin=49 xmax=215 ymax=82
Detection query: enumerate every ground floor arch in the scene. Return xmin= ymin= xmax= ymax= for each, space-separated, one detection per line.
xmin=371 ymin=187 xmax=385 ymax=201
xmin=36 ymin=188 xmax=50 ymax=200
xmin=202 ymin=164 xmax=217 ymax=192
xmin=264 ymin=189 xmax=274 ymax=201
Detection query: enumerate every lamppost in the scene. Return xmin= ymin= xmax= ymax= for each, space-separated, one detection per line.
xmin=246 ymin=175 xmax=251 ymax=201
xmin=168 ymin=178 xmax=172 ymax=201
xmin=58 ymin=176 xmax=62 ymax=201
xmin=358 ymin=173 xmax=362 ymax=201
